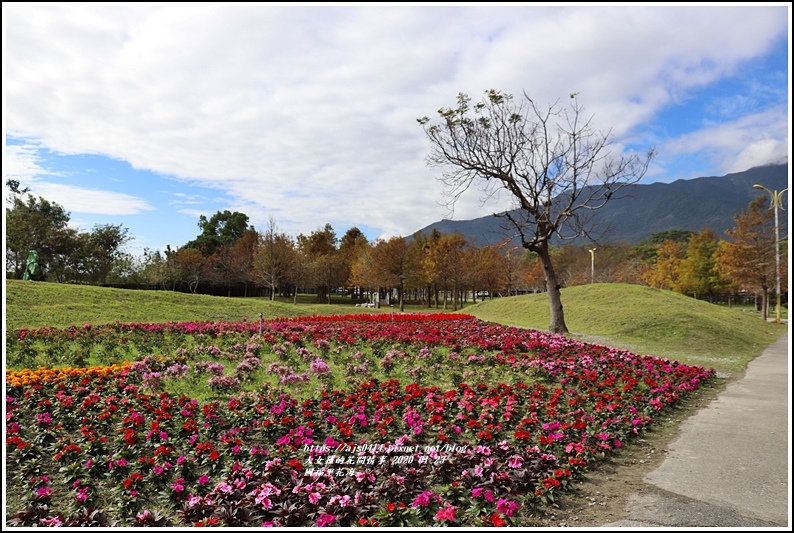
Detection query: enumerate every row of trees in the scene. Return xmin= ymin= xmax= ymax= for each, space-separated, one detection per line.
xmin=6 ymin=180 xmax=131 ymax=284
xmin=6 ymin=177 xmax=787 ymax=319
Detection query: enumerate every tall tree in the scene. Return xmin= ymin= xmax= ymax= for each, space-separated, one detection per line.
xmin=185 ymin=210 xmax=251 ymax=256
xmin=339 ymin=227 xmax=369 ymax=298
xmin=642 ymin=239 xmax=686 ymax=291
xmin=297 ymin=224 xmax=343 ymax=303
xmin=676 ymin=228 xmax=723 ymax=301
xmin=419 ymin=90 xmax=655 ymax=332
xmin=5 ymin=188 xmax=73 ymax=279
xmin=715 ymin=196 xmax=779 ymax=319
xmin=254 ymin=217 xmax=295 ymax=301
xmin=173 ymin=247 xmax=208 ymax=294
xmin=373 ymin=236 xmax=415 ymax=311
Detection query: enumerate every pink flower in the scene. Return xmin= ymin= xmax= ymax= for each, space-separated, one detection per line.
xmin=198 ymin=475 xmax=210 ymax=485
xmin=308 ymin=492 xmax=322 ymax=505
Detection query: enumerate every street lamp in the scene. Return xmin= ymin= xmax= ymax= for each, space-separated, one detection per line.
xmin=753 ymin=184 xmax=788 ymax=324
xmin=589 ymin=248 xmax=596 ymax=284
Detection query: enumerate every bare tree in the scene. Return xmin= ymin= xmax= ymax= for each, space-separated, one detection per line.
xmin=418 ymin=90 xmax=655 ymax=333
xmin=254 ymin=216 xmax=294 ymax=301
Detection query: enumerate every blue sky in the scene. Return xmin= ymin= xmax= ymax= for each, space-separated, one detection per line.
xmin=3 ymin=4 xmax=790 ymax=258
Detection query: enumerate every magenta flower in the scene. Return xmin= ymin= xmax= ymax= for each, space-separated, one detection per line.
xmin=412 ymin=490 xmax=438 ymax=507
xmin=496 ymin=498 xmax=519 ymax=517
xmin=316 ymin=514 xmax=337 ymax=527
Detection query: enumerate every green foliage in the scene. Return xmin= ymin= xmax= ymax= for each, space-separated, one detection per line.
xmin=5 ymin=186 xmax=131 ymax=284
xmin=184 ymin=210 xmax=251 ymax=256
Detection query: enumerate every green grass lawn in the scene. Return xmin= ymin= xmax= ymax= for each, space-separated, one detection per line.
xmin=456 ymin=283 xmax=785 ymax=375
xmin=5 ymin=280 xmax=786 ymax=375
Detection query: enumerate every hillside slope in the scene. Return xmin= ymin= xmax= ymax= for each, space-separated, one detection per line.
xmin=464 ymin=283 xmax=783 ymax=374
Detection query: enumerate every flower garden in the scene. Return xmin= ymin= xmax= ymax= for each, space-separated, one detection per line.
xmin=5 ymin=313 xmax=715 ymax=527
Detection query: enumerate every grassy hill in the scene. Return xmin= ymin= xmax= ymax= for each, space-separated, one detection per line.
xmin=465 ymin=283 xmax=784 ymax=374
xmin=5 ymin=280 xmax=785 ymax=375
xmin=3 ymin=280 xmax=383 ymax=331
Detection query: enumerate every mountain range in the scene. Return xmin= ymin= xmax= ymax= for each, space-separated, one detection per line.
xmin=410 ymin=163 xmax=789 ymax=247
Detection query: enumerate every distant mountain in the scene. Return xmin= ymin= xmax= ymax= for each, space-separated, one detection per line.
xmin=411 ymin=163 xmax=789 ymax=247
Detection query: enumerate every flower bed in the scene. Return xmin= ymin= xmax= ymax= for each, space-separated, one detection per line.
xmin=5 ymin=314 xmax=714 ymax=526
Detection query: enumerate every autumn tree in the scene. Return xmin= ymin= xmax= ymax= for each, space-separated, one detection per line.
xmin=419 ymin=90 xmax=655 ymax=333
xmin=676 ymin=228 xmax=723 ymax=301
xmin=348 ymin=241 xmax=378 ymax=304
xmin=642 ymin=239 xmax=687 ymax=291
xmin=339 ymin=227 xmax=369 ymax=299
xmin=173 ymin=247 xmax=208 ymax=293
xmin=297 ymin=224 xmax=345 ymax=303
xmin=471 ymin=243 xmax=509 ymax=300
xmin=254 ymin=216 xmax=295 ymax=301
xmin=715 ymin=196 xmax=779 ymax=319
xmin=374 ymin=236 xmax=415 ymax=311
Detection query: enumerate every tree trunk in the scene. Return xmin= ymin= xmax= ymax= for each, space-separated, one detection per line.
xmin=761 ymin=289 xmax=769 ymax=321
xmin=536 ymin=243 xmax=569 ymax=334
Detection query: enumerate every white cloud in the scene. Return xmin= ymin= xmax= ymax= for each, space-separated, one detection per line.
xmin=4 ymin=4 xmax=789 ymax=240
xmin=3 ymin=143 xmax=62 ymax=182
xmin=662 ymin=105 xmax=789 ymax=175
xmin=28 ymin=183 xmax=155 ymax=216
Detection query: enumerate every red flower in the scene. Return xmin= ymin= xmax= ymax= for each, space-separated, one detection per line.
xmin=490 ymin=513 xmax=506 ymax=527
xmin=122 ymin=428 xmax=137 ymax=446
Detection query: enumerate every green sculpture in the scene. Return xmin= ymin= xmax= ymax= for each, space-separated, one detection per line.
xmin=22 ymin=250 xmax=39 ymax=280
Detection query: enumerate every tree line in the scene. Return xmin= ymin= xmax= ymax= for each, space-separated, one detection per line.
xmin=5 ymin=178 xmax=787 ymax=318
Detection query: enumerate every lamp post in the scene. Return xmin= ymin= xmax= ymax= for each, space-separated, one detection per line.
xmin=589 ymin=248 xmax=596 ymax=284
xmin=753 ymin=184 xmax=787 ymax=324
